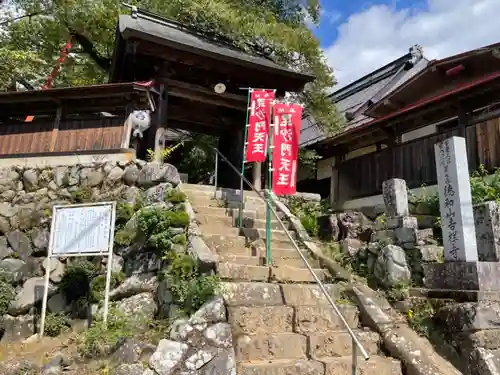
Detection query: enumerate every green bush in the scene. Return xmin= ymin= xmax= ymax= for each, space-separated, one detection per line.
xmin=44 ymin=312 xmax=68 ymax=337
xmin=300 ymin=214 xmax=319 ymax=237
xmin=114 ymin=229 xmax=136 ymax=247
xmin=115 ymin=203 xmax=136 ymax=228
xmin=59 ymin=259 xmax=99 ymax=303
xmin=165 ymin=190 xmax=187 ymax=204
xmin=79 ymin=307 xmax=132 ymax=358
xmin=71 ymin=186 xmax=93 ymax=203
xmin=90 ymin=272 xmax=125 ymax=303
xmin=162 ymin=252 xmax=220 ymax=316
xmin=137 ymin=207 xmax=189 ymax=238
xmin=287 ymin=196 xmax=331 ymax=238
xmin=172 ymin=234 xmax=187 ymax=245
xmin=0 ymin=276 xmax=15 ymax=315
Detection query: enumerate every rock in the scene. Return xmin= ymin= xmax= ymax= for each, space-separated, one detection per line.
xmin=32 ymin=227 xmax=49 ymax=252
xmin=149 ymin=339 xmax=189 ymax=375
xmin=386 ymin=216 xmax=418 ymax=230
xmin=199 ymin=348 xmax=236 ymax=375
xmin=47 ymin=293 xmax=67 ymax=313
xmin=0 ymin=236 xmax=11 ymax=259
xmin=417 ymin=228 xmax=435 ymax=245
xmin=371 ymin=230 xmax=395 ymax=244
xmin=0 ymin=216 xmax=10 ymax=234
xmin=0 ymin=258 xmax=28 ymax=284
xmin=0 ymin=189 xmax=16 ymax=201
xmin=80 ymin=168 xmax=104 ymax=187
xmin=170 ymin=319 xmax=193 ymax=342
xmin=16 ymin=206 xmax=40 ymax=230
xmin=40 ymin=353 xmax=69 ymax=375
xmin=416 ymin=215 xmax=437 ymax=229
xmin=102 ymin=253 xmax=124 ymax=273
xmin=374 ymin=245 xmax=411 ymax=287
xmin=110 ymin=273 xmax=157 ymax=301
xmin=435 ymin=301 xmax=500 ymax=333
xmin=107 ymin=166 xmax=125 ymax=182
xmin=156 ymin=280 xmax=174 ymax=318
xmin=185 ymin=347 xmax=218 ymax=371
xmin=42 ymin=258 xmax=65 ymax=283
xmin=115 ymin=292 xmax=157 ymax=322
xmin=204 ymin=322 xmax=233 ymax=348
xmin=138 ymin=162 xmax=180 ymax=187
xmin=8 ymin=277 xmax=56 ymax=315
xmin=395 ymin=227 xmax=417 ymax=246
xmin=187 ymin=235 xmax=218 ymax=272
xmin=7 ymin=230 xmax=33 ymax=259
xmin=123 ymin=164 xmax=140 ymax=185
xmin=0 ymin=168 xmax=20 ymax=191
xmin=124 ymin=251 xmax=162 ymax=276
xmin=341 ymin=238 xmax=363 ymax=257
xmin=114 ymin=364 xmax=145 ymax=375
xmin=414 ymin=245 xmax=444 ymax=263
xmin=337 ymin=211 xmax=373 ymax=242
xmin=145 ymin=183 xmax=173 ymax=203
xmin=123 ymin=186 xmax=142 ymax=204
xmin=189 ymin=296 xmax=226 ymax=325
xmin=317 ymin=215 xmax=340 ymax=242
xmin=1 ymin=314 xmax=35 ymax=343
xmin=0 ymin=202 xmax=18 ymax=217
xmin=22 ymin=169 xmax=39 ymax=191
xmin=53 ymin=167 xmax=69 ymax=186
xmin=112 ymin=338 xmax=155 ymax=365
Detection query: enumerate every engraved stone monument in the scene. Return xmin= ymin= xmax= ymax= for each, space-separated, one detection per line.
xmin=474 ymin=201 xmax=500 ymax=262
xmin=434 ymin=136 xmax=477 ymax=262
xmin=382 ymin=178 xmax=409 ymax=217
xmin=423 ymin=137 xmax=500 ymax=296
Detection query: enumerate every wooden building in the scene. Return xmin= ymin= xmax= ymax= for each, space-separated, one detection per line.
xmin=302 ymin=42 xmax=500 ymax=212
xmin=0 ymin=82 xmax=152 ymax=166
xmin=109 ymin=7 xmax=315 ymax=188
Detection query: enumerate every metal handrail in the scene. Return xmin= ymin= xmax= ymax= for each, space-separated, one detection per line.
xmin=210 ymin=147 xmax=370 ymax=368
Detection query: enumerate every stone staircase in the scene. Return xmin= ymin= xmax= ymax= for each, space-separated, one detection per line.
xmin=182 ymin=184 xmax=403 ymax=375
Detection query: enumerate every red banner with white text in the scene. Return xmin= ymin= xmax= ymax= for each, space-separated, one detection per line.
xmin=272 ymin=103 xmax=302 ymax=195
xmin=244 ymin=89 xmax=275 ymax=162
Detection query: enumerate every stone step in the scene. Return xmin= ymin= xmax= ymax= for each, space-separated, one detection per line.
xmin=228 ymin=305 xmax=294 ymax=335
xmin=186 ymin=195 xmax=225 ymax=208
xmin=201 ymin=224 xmax=296 ymax=243
xmin=321 ymin=356 xmax=402 ymax=375
xmin=243 ymin=228 xmax=297 ymax=242
xmin=197 ymin=213 xmax=283 ymax=230
xmin=220 ymin=282 xmax=284 ymax=306
xmin=235 ymin=332 xmax=308 ymax=361
xmin=280 ymin=284 xmax=342 ymax=306
xmin=294 ymin=305 xmax=359 ymax=334
xmin=192 ymin=206 xmax=231 ymax=216
xmin=237 ymin=359 xmax=324 ymax=375
xmin=217 ymin=263 xmax=270 ymax=281
xmin=237 ymin=358 xmax=402 ymax=375
xmin=270 ymin=266 xmax=328 ymax=283
xmin=219 ymin=254 xmax=262 ymax=266
xmin=203 ymin=234 xmax=248 ymax=255
xmin=308 ymin=330 xmax=380 ymax=358
xmin=271 ymin=256 xmax=320 ymax=268
xmin=218 ymin=254 xmax=316 ymax=268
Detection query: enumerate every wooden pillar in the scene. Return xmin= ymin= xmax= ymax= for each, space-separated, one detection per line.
xmin=49 ymin=106 xmax=62 ymax=152
xmin=458 ymin=106 xmax=468 ymax=138
xmin=154 ymin=84 xmax=167 ymax=162
xmin=330 ymin=154 xmax=344 ymax=209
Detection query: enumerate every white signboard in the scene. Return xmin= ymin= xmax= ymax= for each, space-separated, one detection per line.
xmin=51 ymin=204 xmax=114 ymax=256
xmin=40 ymin=202 xmax=116 ymax=340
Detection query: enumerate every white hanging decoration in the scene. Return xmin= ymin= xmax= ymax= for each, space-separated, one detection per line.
xmin=130 ymin=110 xmax=151 ymax=138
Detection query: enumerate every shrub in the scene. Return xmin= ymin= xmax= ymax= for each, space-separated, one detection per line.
xmin=0 ymin=276 xmax=15 ymax=315
xmin=114 ymin=229 xmax=135 ymax=247
xmin=44 ymin=312 xmax=68 ymax=337
xmin=162 ymin=252 xmax=220 ymax=316
xmin=137 ymin=207 xmax=189 ymax=238
xmin=165 ymin=190 xmax=187 ymax=204
xmin=79 ymin=307 xmax=132 ymax=358
xmin=115 ymin=203 xmax=136 ymax=228
xmin=90 ymin=272 xmax=125 ymax=303
xmin=71 ymin=186 xmax=93 ymax=203
xmin=59 ymin=259 xmax=99 ymax=303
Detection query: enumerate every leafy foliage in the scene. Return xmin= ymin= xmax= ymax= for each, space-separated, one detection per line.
xmin=44 ymin=312 xmax=69 ymax=337
xmin=161 ymin=252 xmax=220 ymax=316
xmin=146 ymin=141 xmax=184 ymax=163
xmin=59 ymin=259 xmax=99 ymax=303
xmin=165 ymin=189 xmax=187 ymax=204
xmin=78 ymin=306 xmax=132 ymax=358
xmin=90 ymin=272 xmax=125 ymax=303
xmin=0 ymin=275 xmax=16 ymax=315
xmin=287 ymin=196 xmax=331 ymax=237
xmin=1 ymin=0 xmax=340 ymax=133
xmin=137 ymin=207 xmax=189 ymax=238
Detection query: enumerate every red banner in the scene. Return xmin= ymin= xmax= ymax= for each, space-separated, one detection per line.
xmin=245 ymin=89 xmax=275 ymax=162
xmin=272 ymin=103 xmax=302 ymax=195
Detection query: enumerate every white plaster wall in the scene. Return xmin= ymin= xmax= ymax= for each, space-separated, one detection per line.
xmin=401 ymin=124 xmax=437 ymax=143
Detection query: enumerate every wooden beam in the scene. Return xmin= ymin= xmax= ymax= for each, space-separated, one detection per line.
xmin=49 ymin=106 xmax=62 ymax=152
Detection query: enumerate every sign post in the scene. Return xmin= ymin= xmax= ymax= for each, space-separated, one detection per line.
xmin=39 ymin=202 xmax=116 ymax=339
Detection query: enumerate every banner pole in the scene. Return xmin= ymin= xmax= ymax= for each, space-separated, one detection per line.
xmin=266 ymin=98 xmax=275 ymax=266
xmin=239 ymin=88 xmax=253 ymax=231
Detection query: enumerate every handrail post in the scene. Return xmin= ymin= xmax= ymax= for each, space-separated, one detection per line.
xmin=213 ymin=152 xmax=218 ymax=200
xmin=352 ymin=337 xmax=358 ymax=375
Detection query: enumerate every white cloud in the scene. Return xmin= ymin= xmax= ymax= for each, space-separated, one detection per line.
xmin=324 ymin=0 xmax=500 ymax=89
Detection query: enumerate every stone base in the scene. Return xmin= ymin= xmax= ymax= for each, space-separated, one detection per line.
xmin=423 ymin=262 xmax=500 ymax=291
xmin=411 ymin=287 xmax=500 ymax=302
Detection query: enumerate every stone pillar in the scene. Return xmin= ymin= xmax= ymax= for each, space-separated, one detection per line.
xmin=382 ymin=178 xmax=409 ymax=217
xmin=252 ymin=163 xmax=262 ymax=191
xmin=217 ymin=126 xmax=244 ymax=189
xmin=473 ymin=201 xmax=500 ymax=261
xmin=435 ymin=136 xmax=477 ymax=262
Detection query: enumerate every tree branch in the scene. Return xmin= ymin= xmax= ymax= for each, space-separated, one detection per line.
xmin=66 ymin=27 xmax=111 ymax=71
xmin=0 ymin=12 xmax=46 ymax=26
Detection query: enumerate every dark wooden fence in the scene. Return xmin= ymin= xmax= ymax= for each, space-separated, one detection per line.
xmin=338 ymin=124 xmax=481 ymax=200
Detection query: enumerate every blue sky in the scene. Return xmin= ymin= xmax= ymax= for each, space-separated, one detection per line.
xmin=315 ymin=0 xmax=500 ymax=89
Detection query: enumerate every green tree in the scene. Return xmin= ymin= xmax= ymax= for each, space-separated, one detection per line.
xmin=0 ymin=0 xmax=340 ymax=133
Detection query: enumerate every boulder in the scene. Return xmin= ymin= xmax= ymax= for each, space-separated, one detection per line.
xmin=110 ymin=273 xmax=157 ymax=301
xmin=317 ymin=215 xmax=340 ymax=242
xmin=115 ymin=292 xmax=157 ymax=323
xmin=0 ymin=258 xmax=29 ymax=284
xmin=6 ymin=230 xmax=33 ymax=260
xmin=8 ymin=277 xmax=56 ymax=316
xmin=149 ymin=339 xmax=189 ymax=375
xmin=138 ymin=162 xmax=180 ymax=187
xmin=337 ymin=211 xmax=373 ymax=242
xmin=374 ymin=245 xmax=411 ymax=287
